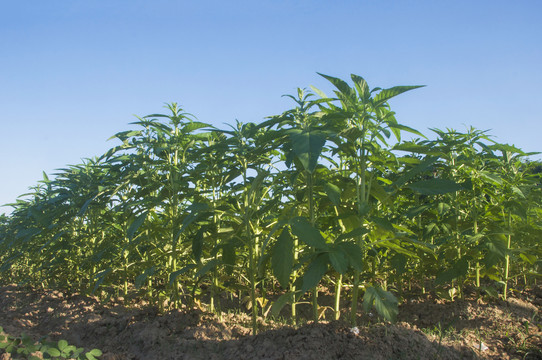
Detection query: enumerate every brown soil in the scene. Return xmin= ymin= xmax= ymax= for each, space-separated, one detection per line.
xmin=1 ymin=285 xmax=541 ymax=360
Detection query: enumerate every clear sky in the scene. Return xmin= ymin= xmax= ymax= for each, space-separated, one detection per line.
xmin=1 ymin=0 xmax=541 ymax=215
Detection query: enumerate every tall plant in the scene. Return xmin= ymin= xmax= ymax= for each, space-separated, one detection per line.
xmin=315 ymin=73 xmax=424 ymax=324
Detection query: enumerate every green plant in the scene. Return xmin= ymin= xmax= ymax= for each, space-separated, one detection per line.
xmin=0 ymin=72 xmax=540 ymax=339
xmin=0 ymin=326 xmax=102 ymax=360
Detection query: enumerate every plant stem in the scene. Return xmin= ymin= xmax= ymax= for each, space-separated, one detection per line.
xmin=503 ymin=211 xmax=512 ymax=300
xmin=334 ymin=274 xmax=343 ymax=321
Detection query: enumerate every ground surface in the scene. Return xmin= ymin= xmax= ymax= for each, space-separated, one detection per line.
xmin=1 ymin=284 xmax=541 ymax=359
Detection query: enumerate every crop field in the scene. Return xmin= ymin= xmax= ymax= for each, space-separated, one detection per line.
xmin=1 ymin=74 xmax=541 ymax=359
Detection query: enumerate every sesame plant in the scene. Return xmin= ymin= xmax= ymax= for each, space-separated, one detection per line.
xmin=0 ymin=73 xmax=540 ymax=336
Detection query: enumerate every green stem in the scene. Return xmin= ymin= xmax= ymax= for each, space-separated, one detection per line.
xmin=503 ymin=212 xmax=512 ymax=300
xmin=333 ymin=205 xmax=346 ymax=322
xmin=123 ymin=247 xmax=128 ymax=297
xmin=242 ymin=163 xmax=258 ymax=335
xmin=474 ymin=217 xmax=480 ymax=288
xmin=291 ymin=237 xmax=298 ymax=325
xmin=307 ymin=172 xmax=319 ymax=322
xmin=350 ymin=146 xmax=366 ymax=326
xmin=334 ymin=274 xmax=343 ymax=321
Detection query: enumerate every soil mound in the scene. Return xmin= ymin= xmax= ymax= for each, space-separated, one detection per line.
xmin=1 ymin=285 xmax=541 ymax=359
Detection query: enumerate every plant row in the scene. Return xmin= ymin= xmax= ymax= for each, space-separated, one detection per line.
xmin=1 ymin=73 xmax=541 ymax=334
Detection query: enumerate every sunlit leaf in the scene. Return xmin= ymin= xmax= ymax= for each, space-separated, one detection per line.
xmin=373 ymin=85 xmax=425 ymax=107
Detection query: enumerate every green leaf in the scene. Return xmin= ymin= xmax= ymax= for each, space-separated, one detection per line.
xmin=481 ymin=286 xmax=499 ymax=298
xmin=520 ymin=253 xmax=537 ymax=265
xmin=407 ymin=179 xmax=464 ymax=195
xmin=260 ymin=219 xmax=290 ymax=265
xmin=47 ymin=348 xmax=61 ymax=357
xmin=272 ymin=229 xmax=294 ymax=288
xmin=192 ymin=228 xmax=205 ymax=262
xmin=194 ymin=258 xmax=221 ymax=279
xmin=78 ymin=197 xmax=95 ymax=216
xmin=135 ymin=266 xmax=157 ymax=289
xmin=301 ymin=253 xmax=328 ymax=293
xmin=369 ymin=181 xmax=391 ymax=205
xmin=328 ymin=247 xmax=348 ymax=274
xmin=309 ymin=85 xmax=328 ymax=99
xmin=387 ymin=123 xmax=426 ymax=138
xmin=289 ymin=217 xmax=328 ymax=250
xmin=359 ymin=201 xmax=371 ymax=217
xmin=372 ymin=217 xmax=395 ymax=232
xmin=318 ymin=72 xmax=353 ymax=96
xmin=373 ymin=85 xmax=425 ymax=107
xmin=127 ymin=212 xmax=147 ymax=241
xmin=248 ymin=169 xmax=270 ymax=202
xmin=72 ymin=347 xmax=85 ymax=357
xmin=181 ymin=121 xmax=211 ymax=134
xmin=324 ymin=182 xmax=341 ymax=205
xmin=177 ymin=203 xmax=210 ymax=242
xmin=405 ymin=204 xmax=432 ymax=218
xmin=392 ymin=156 xmax=439 ymax=190
xmin=57 ymin=339 xmax=68 ymax=351
xmin=390 ymin=254 xmax=408 ymax=275
xmin=437 ymin=202 xmax=451 ymax=215
xmin=479 ymin=171 xmax=503 ymax=185
xmin=86 ymin=348 xmax=103 ymax=360
xmin=62 ymin=344 xmax=77 ymax=355
xmin=92 ymin=268 xmax=112 ymax=294
xmin=88 ymin=348 xmax=103 ymax=356
xmin=465 ymin=233 xmax=484 ymax=244
xmin=336 ymin=227 xmax=368 ymax=242
xmin=337 ymin=241 xmax=364 ymax=271
xmin=362 ymin=286 xmax=398 ymax=322
xmin=350 ymin=74 xmax=370 ymax=100
xmin=169 ymin=264 xmax=197 ymax=285
xmin=511 ymin=185 xmax=525 ymax=198
xmin=270 ymin=291 xmax=296 ymax=318
xmin=288 ymin=129 xmax=326 ymax=173
xmin=109 ymin=130 xmax=142 ymax=141
xmin=222 ymin=242 xmax=236 ymax=275
xmin=21 ymin=333 xmax=34 ymax=346
xmin=484 ymin=234 xmax=508 ymax=267
xmin=489 ymin=143 xmax=526 ymax=155
xmin=393 ymin=142 xmax=439 ymax=154
xmin=435 ymin=258 xmax=469 ymax=285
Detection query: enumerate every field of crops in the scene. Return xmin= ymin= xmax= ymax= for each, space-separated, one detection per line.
xmin=1 ymin=74 xmax=541 ymax=355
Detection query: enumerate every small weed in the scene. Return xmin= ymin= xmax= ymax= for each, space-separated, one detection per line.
xmin=0 ymin=326 xmax=102 ymax=360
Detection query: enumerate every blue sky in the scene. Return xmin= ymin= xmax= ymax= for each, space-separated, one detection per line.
xmin=1 ymin=0 xmax=541 ymax=215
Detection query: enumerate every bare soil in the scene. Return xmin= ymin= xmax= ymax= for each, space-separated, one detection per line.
xmin=1 ymin=284 xmax=541 ymax=359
